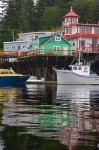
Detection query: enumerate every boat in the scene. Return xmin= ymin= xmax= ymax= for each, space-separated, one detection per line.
xmin=26 ymin=76 xmax=45 ymax=84
xmin=0 ymin=68 xmax=30 ymax=87
xmin=54 ymin=53 xmax=99 ymax=85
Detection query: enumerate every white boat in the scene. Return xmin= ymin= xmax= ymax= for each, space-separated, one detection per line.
xmin=54 ymin=54 xmax=99 ymax=85
xmin=26 ymin=76 xmax=45 ymax=84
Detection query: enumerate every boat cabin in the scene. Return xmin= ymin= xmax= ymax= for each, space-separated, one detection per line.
xmin=70 ymin=64 xmax=90 ymax=76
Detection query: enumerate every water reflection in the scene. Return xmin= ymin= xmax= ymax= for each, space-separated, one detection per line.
xmin=56 ymin=85 xmax=99 ymax=149
xmin=0 ymin=84 xmax=98 ymax=150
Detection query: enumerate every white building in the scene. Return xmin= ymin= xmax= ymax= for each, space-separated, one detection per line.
xmin=18 ymin=32 xmax=56 ymax=45
xmin=62 ymin=7 xmax=99 ymax=53
xmin=3 ymin=32 xmax=55 ymax=52
xmin=4 ymin=41 xmax=29 ymax=51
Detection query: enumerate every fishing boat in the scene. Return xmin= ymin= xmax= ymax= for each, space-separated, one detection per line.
xmin=54 ymin=53 xmax=99 ymax=85
xmin=0 ymin=68 xmax=30 ymax=87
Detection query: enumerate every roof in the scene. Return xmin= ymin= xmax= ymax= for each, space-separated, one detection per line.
xmin=39 ymin=34 xmax=55 ymax=46
xmin=77 ymin=23 xmax=99 ymax=27
xmin=64 ymin=9 xmax=80 ymax=18
xmin=64 ymin=33 xmax=99 ymax=39
xmin=3 ymin=41 xmax=28 ymax=44
xmin=39 ymin=33 xmax=72 ymax=46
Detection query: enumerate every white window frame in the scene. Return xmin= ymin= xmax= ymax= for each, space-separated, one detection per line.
xmin=55 ymin=36 xmax=61 ymax=41
xmin=53 ymin=46 xmax=61 ymax=51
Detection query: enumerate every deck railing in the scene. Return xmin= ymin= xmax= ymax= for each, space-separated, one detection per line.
xmin=0 ymin=51 xmax=18 ymax=57
xmin=0 ymin=47 xmax=99 ymax=58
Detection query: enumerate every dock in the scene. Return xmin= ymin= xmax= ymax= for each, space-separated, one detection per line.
xmin=0 ymin=50 xmax=99 ymax=81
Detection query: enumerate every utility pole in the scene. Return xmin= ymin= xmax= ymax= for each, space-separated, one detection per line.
xmin=12 ymin=29 xmax=15 ymax=41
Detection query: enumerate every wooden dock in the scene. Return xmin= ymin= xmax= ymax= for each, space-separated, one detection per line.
xmin=0 ymin=50 xmax=99 ymax=81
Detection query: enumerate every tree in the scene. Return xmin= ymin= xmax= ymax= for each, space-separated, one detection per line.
xmin=25 ymin=0 xmax=36 ymax=31
xmin=0 ymin=0 xmax=21 ymax=47
xmin=18 ymin=0 xmax=30 ymax=32
xmin=0 ymin=0 xmax=37 ymax=48
xmin=72 ymin=0 xmax=95 ymax=23
xmin=94 ymin=0 xmax=99 ymax=23
xmin=40 ymin=6 xmax=62 ymax=30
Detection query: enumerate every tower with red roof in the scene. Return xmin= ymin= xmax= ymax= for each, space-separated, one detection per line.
xmin=64 ymin=6 xmax=80 ymax=26
xmin=62 ymin=7 xmax=99 ymax=53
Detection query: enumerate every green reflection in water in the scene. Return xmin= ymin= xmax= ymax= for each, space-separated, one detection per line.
xmin=2 ymin=126 xmax=66 ymax=150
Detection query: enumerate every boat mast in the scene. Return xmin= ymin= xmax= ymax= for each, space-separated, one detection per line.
xmin=78 ymin=47 xmax=81 ymax=65
xmin=78 ymin=37 xmax=81 ymax=65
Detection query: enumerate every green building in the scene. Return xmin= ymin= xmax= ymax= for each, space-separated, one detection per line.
xmin=29 ymin=33 xmax=73 ymax=56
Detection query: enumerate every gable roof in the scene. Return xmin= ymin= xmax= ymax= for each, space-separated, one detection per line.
xmin=39 ymin=34 xmax=56 ymax=46
xmin=39 ymin=33 xmax=72 ymax=46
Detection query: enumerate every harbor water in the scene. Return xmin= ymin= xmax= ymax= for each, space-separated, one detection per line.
xmin=0 ymin=84 xmax=99 ymax=150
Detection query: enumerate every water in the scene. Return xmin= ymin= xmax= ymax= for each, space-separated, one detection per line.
xmin=0 ymin=84 xmax=99 ymax=150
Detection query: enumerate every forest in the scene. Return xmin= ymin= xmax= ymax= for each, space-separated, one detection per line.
xmin=0 ymin=0 xmax=99 ymax=48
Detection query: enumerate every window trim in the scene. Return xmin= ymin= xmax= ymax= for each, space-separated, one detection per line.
xmin=55 ymin=36 xmax=61 ymax=42
xmin=53 ymin=46 xmax=61 ymax=51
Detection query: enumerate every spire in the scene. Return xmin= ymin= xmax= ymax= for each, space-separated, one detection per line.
xmin=71 ymin=6 xmax=73 ymax=11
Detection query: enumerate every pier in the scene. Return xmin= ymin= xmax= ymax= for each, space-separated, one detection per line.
xmin=0 ymin=49 xmax=99 ymax=81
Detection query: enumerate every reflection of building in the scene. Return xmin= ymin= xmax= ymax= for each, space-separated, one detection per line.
xmin=62 ymin=7 xmax=99 ymax=52
xmin=0 ymin=88 xmax=22 ymax=102
xmin=56 ymin=85 xmax=99 ymax=149
xmin=0 ymin=84 xmax=99 ymax=149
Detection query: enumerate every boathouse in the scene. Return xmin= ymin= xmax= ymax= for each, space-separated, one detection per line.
xmin=29 ymin=33 xmax=73 ymax=55
xmin=62 ymin=7 xmax=99 ymax=52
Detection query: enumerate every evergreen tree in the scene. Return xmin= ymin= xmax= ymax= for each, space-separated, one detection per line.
xmin=36 ymin=0 xmax=55 ymax=17
xmin=0 ymin=0 xmax=36 ymax=48
xmin=0 ymin=0 xmax=20 ymax=47
xmin=18 ymin=0 xmax=30 ymax=32
xmin=94 ymin=0 xmax=99 ymax=23
xmin=40 ymin=5 xmax=61 ymax=30
xmin=36 ymin=0 xmax=55 ymax=29
xmin=0 ymin=0 xmax=99 ymax=49
xmin=72 ymin=0 xmax=96 ymax=23
xmin=54 ymin=0 xmax=72 ymax=15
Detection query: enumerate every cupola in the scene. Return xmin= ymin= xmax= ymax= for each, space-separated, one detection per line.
xmin=64 ymin=7 xmax=80 ymax=26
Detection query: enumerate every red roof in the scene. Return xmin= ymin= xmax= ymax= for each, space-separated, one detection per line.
xmin=64 ymin=33 xmax=99 ymax=39
xmin=64 ymin=10 xmax=80 ymax=18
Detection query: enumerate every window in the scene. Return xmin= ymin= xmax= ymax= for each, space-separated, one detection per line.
xmin=18 ymin=45 xmax=20 ymax=50
xmin=12 ymin=46 xmax=15 ymax=49
xmin=79 ymin=40 xmax=85 ymax=48
xmin=55 ymin=36 xmax=61 ymax=41
xmin=73 ymin=43 xmax=75 ymax=46
xmin=78 ymin=66 xmax=82 ymax=70
xmin=92 ymin=38 xmax=97 ymax=46
xmin=79 ymin=26 xmax=85 ymax=33
xmin=94 ymin=28 xmax=99 ymax=34
xmin=73 ymin=66 xmax=77 ymax=70
xmin=53 ymin=46 xmax=61 ymax=51
xmin=66 ymin=28 xmax=71 ymax=34
xmin=86 ymin=27 xmax=92 ymax=33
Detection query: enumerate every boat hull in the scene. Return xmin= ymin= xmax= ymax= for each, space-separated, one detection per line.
xmin=0 ymin=75 xmax=30 ymax=87
xmin=26 ymin=76 xmax=45 ymax=84
xmin=55 ymin=69 xmax=99 ymax=85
